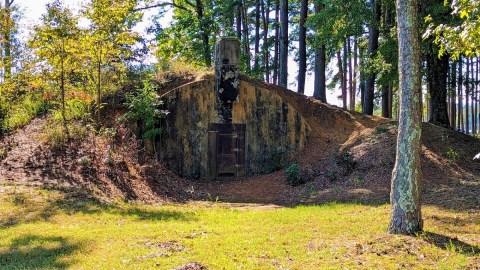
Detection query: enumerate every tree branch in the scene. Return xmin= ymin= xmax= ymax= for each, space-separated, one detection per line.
xmin=133 ymin=1 xmax=189 ymax=12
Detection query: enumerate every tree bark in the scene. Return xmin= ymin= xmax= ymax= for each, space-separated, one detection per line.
xmin=241 ymin=3 xmax=251 ymax=72
xmin=426 ymin=47 xmax=450 ymax=128
xmin=466 ymin=58 xmax=470 ymax=134
xmin=273 ymin=0 xmax=279 ymax=84
xmin=261 ymin=0 xmax=270 ymax=82
xmin=194 ymin=0 xmax=211 ymax=67
xmin=450 ymin=61 xmax=457 ymax=129
xmin=348 ymin=37 xmax=354 ymax=110
xmin=254 ymin=0 xmax=260 ymax=73
xmin=313 ymin=3 xmax=326 ymax=102
xmin=381 ymin=85 xmax=392 ymax=118
xmin=353 ymin=35 xmax=358 ymax=110
xmin=363 ymin=0 xmax=381 ymax=115
xmin=3 ymin=0 xmax=13 ymax=80
xmin=389 ymin=0 xmax=423 ymax=235
xmin=236 ymin=4 xmax=242 ymax=40
xmin=278 ymin=0 xmax=288 ymax=87
xmin=458 ymin=56 xmax=464 ymax=131
xmin=337 ymin=50 xmax=347 ymax=109
xmin=297 ymin=0 xmax=307 ymax=94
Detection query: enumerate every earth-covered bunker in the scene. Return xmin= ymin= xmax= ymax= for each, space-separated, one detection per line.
xmin=157 ymin=38 xmax=310 ymax=179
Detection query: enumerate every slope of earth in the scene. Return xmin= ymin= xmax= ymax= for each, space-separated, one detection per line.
xmin=0 ymin=74 xmax=479 ymax=213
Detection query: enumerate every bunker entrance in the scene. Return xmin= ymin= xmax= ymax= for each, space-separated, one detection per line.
xmin=208 ymin=124 xmax=245 ymax=178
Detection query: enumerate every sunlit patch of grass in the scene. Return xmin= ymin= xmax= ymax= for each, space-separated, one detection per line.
xmin=0 ymin=185 xmax=478 ymax=269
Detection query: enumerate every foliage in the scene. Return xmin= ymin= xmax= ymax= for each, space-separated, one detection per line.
xmin=284 ymin=163 xmax=304 ymax=186
xmin=446 ymin=147 xmax=459 ymax=162
xmin=333 ymin=151 xmax=355 ymax=176
xmin=123 ymin=81 xmax=168 ymax=139
xmin=40 ymin=119 xmax=88 ymax=150
xmin=424 ymin=0 xmax=480 ymax=58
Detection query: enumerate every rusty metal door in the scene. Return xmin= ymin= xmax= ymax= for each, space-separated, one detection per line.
xmin=208 ymin=124 xmax=245 ymax=178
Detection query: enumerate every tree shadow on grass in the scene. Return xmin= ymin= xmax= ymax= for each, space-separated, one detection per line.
xmin=421 ymin=231 xmax=480 ymax=256
xmin=0 ymin=189 xmax=196 ymax=229
xmin=0 ymin=235 xmax=83 ymax=270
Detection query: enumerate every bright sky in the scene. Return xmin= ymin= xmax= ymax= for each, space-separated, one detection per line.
xmin=15 ymin=0 xmax=340 ymax=104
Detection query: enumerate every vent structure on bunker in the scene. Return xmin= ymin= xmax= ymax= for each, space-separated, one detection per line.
xmin=157 ymin=37 xmax=311 ymax=179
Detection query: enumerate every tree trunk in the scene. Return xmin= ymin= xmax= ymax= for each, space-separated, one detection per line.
xmin=458 ymin=56 xmax=464 ymax=131
xmin=236 ymin=4 xmax=242 ymax=40
xmin=195 ymin=0 xmax=211 ymax=67
xmin=381 ymin=85 xmax=392 ymax=118
xmin=466 ymin=58 xmax=470 ymax=134
xmin=297 ymin=0 xmax=307 ymax=94
xmin=450 ymin=61 xmax=457 ymax=129
xmin=313 ymin=3 xmax=326 ymax=102
xmin=471 ymin=58 xmax=476 ymax=134
xmin=241 ymin=3 xmax=251 ymax=72
xmin=254 ymin=0 xmax=260 ymax=73
xmin=389 ymin=0 xmax=423 ymax=235
xmin=348 ymin=37 xmax=354 ymax=110
xmin=359 ymin=44 xmax=365 ymax=109
xmin=353 ymin=35 xmax=358 ymax=110
xmin=278 ymin=0 xmax=288 ymax=87
xmin=337 ymin=50 xmax=347 ymax=109
xmin=364 ymin=0 xmax=381 ymax=115
xmin=261 ymin=0 xmax=270 ymax=82
xmin=3 ymin=0 xmax=12 ymax=80
xmin=273 ymin=0 xmax=279 ymax=84
xmin=426 ymin=47 xmax=450 ymax=128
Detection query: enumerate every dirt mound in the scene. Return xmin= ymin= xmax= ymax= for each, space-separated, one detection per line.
xmin=1 ymin=76 xmax=479 ymax=210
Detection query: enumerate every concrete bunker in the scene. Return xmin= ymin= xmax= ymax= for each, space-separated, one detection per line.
xmin=157 ymin=38 xmax=310 ymax=179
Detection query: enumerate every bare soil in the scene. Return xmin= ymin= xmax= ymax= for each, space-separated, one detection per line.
xmin=1 ymin=75 xmax=479 ymax=212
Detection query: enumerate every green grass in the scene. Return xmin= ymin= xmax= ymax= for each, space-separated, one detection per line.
xmin=0 ymin=185 xmax=478 ymax=269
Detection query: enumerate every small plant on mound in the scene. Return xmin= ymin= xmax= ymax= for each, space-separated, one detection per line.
xmin=122 ymin=81 xmax=168 ymax=141
xmin=334 ymin=151 xmax=356 ymax=176
xmin=285 ymin=163 xmax=304 ymax=186
xmin=446 ymin=147 xmax=459 ymax=162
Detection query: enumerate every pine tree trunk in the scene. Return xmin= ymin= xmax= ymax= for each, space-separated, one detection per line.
xmin=241 ymin=3 xmax=251 ymax=72
xmin=389 ymin=0 xmax=423 ymax=235
xmin=348 ymin=37 xmax=354 ymax=110
xmin=364 ymin=0 xmax=381 ymax=115
xmin=353 ymin=35 xmax=358 ymax=110
xmin=337 ymin=50 xmax=347 ymax=109
xmin=254 ymin=0 xmax=260 ymax=73
xmin=458 ymin=57 xmax=464 ymax=131
xmin=261 ymin=0 xmax=270 ymax=82
xmin=471 ymin=58 xmax=476 ymax=134
xmin=273 ymin=0 xmax=279 ymax=85
xmin=360 ymin=45 xmax=365 ymax=109
xmin=195 ymin=0 xmax=211 ymax=67
xmin=313 ymin=3 xmax=326 ymax=102
xmin=236 ymin=4 xmax=242 ymax=40
xmin=278 ymin=0 xmax=288 ymax=87
xmin=426 ymin=48 xmax=450 ymax=128
xmin=450 ymin=61 xmax=457 ymax=129
xmin=297 ymin=0 xmax=307 ymax=94
xmin=466 ymin=58 xmax=470 ymax=134
xmin=3 ymin=0 xmax=12 ymax=80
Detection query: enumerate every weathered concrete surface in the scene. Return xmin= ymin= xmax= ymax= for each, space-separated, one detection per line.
xmin=158 ymin=78 xmax=310 ymax=179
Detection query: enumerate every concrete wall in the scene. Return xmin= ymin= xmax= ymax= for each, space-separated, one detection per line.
xmin=157 ymin=78 xmax=310 ymax=179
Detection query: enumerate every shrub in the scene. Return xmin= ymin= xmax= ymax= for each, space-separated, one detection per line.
xmin=285 ymin=163 xmax=304 ymax=186
xmin=446 ymin=148 xmax=459 ymax=162
xmin=122 ymin=81 xmax=168 ymax=140
xmin=334 ymin=151 xmax=355 ymax=176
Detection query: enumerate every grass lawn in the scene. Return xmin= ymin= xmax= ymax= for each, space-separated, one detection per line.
xmin=0 ymin=184 xmax=478 ymax=270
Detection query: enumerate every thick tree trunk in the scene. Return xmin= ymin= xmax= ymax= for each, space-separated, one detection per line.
xmin=297 ymin=0 xmax=307 ymax=94
xmin=426 ymin=48 xmax=450 ymax=128
xmin=273 ymin=0 xmax=279 ymax=84
xmin=278 ymin=0 xmax=288 ymax=87
xmin=389 ymin=0 xmax=423 ymax=235
xmin=382 ymin=85 xmax=392 ymax=118
xmin=313 ymin=3 xmax=326 ymax=102
xmin=254 ymin=0 xmax=260 ymax=72
xmin=359 ymin=45 xmax=365 ymax=109
xmin=364 ymin=0 xmax=381 ymax=115
xmin=261 ymin=0 xmax=270 ymax=82
xmin=337 ymin=50 xmax=347 ymax=109
xmin=471 ymin=58 xmax=476 ymax=134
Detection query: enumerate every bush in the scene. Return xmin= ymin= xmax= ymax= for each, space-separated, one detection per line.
xmin=334 ymin=151 xmax=355 ymax=176
xmin=5 ymin=91 xmax=49 ymax=131
xmin=285 ymin=163 xmax=304 ymax=186
xmin=122 ymin=81 xmax=168 ymax=140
